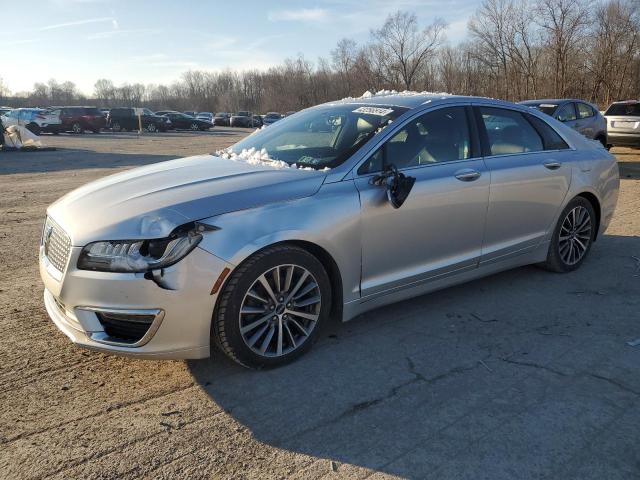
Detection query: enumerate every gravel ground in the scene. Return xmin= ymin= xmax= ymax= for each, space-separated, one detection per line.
xmin=1 ymin=130 xmax=639 ymax=479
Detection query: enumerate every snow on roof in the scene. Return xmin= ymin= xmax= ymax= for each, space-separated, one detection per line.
xmin=359 ymin=89 xmax=452 ymax=99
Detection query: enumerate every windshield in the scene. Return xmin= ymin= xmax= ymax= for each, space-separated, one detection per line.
xmin=228 ymin=103 xmax=408 ymax=170
xmin=605 ymin=103 xmax=640 ymax=116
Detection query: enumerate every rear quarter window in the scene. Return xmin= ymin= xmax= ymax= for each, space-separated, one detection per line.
xmin=526 ymin=114 xmax=569 ymax=150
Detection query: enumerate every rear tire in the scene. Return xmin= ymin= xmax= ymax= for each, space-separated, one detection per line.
xmin=111 ymin=121 xmax=121 ymax=132
xmin=542 ymin=197 xmax=596 ymax=273
xmin=71 ymin=122 xmax=83 ymax=134
xmin=212 ymin=244 xmax=331 ymax=369
xmin=190 ymin=122 xmax=199 ymax=131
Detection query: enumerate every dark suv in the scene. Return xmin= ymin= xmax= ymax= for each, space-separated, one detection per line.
xmin=230 ymin=111 xmax=260 ymax=128
xmin=50 ymin=106 xmax=106 ymax=134
xmin=108 ymin=108 xmax=169 ymax=132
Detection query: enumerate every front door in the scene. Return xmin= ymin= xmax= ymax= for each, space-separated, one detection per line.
xmin=355 ymin=106 xmax=489 ymax=298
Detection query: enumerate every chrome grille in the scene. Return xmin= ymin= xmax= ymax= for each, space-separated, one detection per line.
xmin=43 ymin=218 xmax=71 ymax=273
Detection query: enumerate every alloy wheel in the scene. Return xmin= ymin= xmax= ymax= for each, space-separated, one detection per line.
xmin=558 ymin=205 xmax=592 ymax=265
xmin=147 ymin=123 xmax=157 ymax=133
xmin=72 ymin=123 xmax=82 ymax=134
xmin=239 ymin=264 xmax=321 ymax=358
xmin=190 ymin=122 xmax=199 ymax=131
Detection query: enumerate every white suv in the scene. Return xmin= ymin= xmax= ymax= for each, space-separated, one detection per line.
xmin=1 ymin=108 xmax=62 ymax=135
xmin=604 ymin=100 xmax=640 ymax=148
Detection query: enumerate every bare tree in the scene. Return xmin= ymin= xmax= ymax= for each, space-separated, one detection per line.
xmin=371 ymin=11 xmax=446 ymax=90
xmin=535 ymin=0 xmax=593 ymax=97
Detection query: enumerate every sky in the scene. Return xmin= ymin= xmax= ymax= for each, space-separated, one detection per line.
xmin=0 ymin=0 xmax=479 ymax=95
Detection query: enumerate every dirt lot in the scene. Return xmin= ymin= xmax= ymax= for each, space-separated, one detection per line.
xmin=1 ymin=130 xmax=639 ymax=479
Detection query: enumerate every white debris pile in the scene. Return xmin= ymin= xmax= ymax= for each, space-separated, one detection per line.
xmin=215 ymin=147 xmax=327 ymax=171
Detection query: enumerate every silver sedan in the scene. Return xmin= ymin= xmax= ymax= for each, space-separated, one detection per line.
xmin=40 ymin=93 xmax=619 ymax=368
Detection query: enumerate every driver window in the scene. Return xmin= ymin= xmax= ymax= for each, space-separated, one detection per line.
xmin=358 ymin=107 xmax=471 ymax=174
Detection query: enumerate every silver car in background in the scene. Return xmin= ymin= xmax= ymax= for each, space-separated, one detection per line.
xmin=519 ymin=99 xmax=608 ymax=147
xmin=604 ymin=100 xmax=640 ymax=148
xmin=40 ymin=93 xmax=619 ymax=368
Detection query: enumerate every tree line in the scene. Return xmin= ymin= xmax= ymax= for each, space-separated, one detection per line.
xmin=2 ymin=0 xmax=638 ymax=113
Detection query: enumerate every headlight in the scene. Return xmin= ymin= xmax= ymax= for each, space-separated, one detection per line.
xmin=77 ymin=223 xmax=209 ymax=273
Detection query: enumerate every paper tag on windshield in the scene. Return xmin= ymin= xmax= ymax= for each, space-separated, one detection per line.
xmin=352 ymin=106 xmax=394 ymax=116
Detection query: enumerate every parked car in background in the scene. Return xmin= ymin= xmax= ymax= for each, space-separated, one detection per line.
xmin=604 ymin=100 xmax=640 ymax=148
xmin=155 ymin=110 xmax=213 ymax=131
xmin=196 ymin=112 xmax=214 ymax=122
xmin=1 ymin=108 xmax=62 ymax=135
xmin=0 ymin=106 xmax=12 ymax=117
xmin=230 ymin=111 xmax=260 ymax=128
xmin=252 ymin=115 xmax=263 ymax=128
xmin=519 ymin=99 xmax=607 ymax=147
xmin=213 ymin=112 xmax=231 ymax=126
xmin=108 ymin=108 xmax=170 ymax=132
xmin=285 ymin=111 xmax=296 ymax=116
xmin=262 ymin=112 xmax=284 ymax=126
xmin=48 ymin=106 xmax=107 ymax=134
xmin=40 ymin=93 xmax=619 ymax=367
xmin=184 ymin=111 xmax=197 ymax=117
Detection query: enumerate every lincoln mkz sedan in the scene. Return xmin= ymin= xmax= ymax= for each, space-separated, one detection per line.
xmin=40 ymin=93 xmax=619 ymax=368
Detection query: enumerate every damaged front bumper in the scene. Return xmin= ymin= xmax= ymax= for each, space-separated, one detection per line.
xmin=40 ymin=245 xmax=233 ymax=359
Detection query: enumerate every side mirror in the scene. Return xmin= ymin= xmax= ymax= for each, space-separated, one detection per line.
xmin=370 ymin=164 xmax=416 ymax=209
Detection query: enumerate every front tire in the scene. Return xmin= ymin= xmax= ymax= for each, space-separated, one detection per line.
xmin=212 ymin=244 xmax=331 ymax=369
xmin=190 ymin=122 xmax=199 ymax=131
xmin=542 ymin=197 xmax=596 ymax=273
xmin=111 ymin=121 xmax=121 ymax=132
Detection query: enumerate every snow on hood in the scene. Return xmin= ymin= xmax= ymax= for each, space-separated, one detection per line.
xmin=216 ymin=147 xmax=329 ymax=171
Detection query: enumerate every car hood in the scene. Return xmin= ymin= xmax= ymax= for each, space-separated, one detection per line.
xmin=48 ymin=154 xmax=327 ymax=246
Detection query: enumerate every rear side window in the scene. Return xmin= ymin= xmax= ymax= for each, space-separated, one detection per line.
xmin=556 ymin=103 xmax=577 ymax=122
xmin=479 ymin=107 xmax=543 ymax=155
xmin=577 ymin=103 xmax=594 ymax=119
xmin=605 ymin=103 xmax=640 ymax=116
xmin=526 ymin=114 xmax=569 ymax=150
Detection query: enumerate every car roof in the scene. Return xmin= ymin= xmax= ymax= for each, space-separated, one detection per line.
xmin=327 ymin=91 xmax=535 ymax=111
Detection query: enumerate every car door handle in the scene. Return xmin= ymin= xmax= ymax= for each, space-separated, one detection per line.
xmin=454 ymin=169 xmax=481 ymax=182
xmin=543 ymin=161 xmax=562 ymax=170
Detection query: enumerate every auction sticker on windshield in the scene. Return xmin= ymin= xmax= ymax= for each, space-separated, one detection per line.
xmin=352 ymin=106 xmax=395 ymax=116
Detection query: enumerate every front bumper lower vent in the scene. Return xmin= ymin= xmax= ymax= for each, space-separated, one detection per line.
xmin=81 ymin=308 xmax=165 ymax=347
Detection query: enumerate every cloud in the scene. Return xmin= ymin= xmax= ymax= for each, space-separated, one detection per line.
xmin=268 ymin=8 xmax=328 ymax=22
xmin=40 ymin=16 xmax=116 ymax=31
xmin=87 ymin=29 xmax=160 ymax=40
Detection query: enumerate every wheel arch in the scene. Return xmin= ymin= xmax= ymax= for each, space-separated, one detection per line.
xmin=575 ymin=191 xmax=602 ymax=241
xmin=213 ymin=239 xmax=344 ymax=322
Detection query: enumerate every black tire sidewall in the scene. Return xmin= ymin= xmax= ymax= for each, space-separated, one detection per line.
xmin=548 ymin=197 xmax=596 ymax=272
xmin=214 ymin=246 xmax=332 ymax=369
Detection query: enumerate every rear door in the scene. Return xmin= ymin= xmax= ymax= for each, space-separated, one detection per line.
xmin=575 ymin=102 xmax=596 ymax=138
xmin=476 ymin=105 xmax=572 ymax=264
xmin=555 ymin=102 xmax=579 ymax=132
